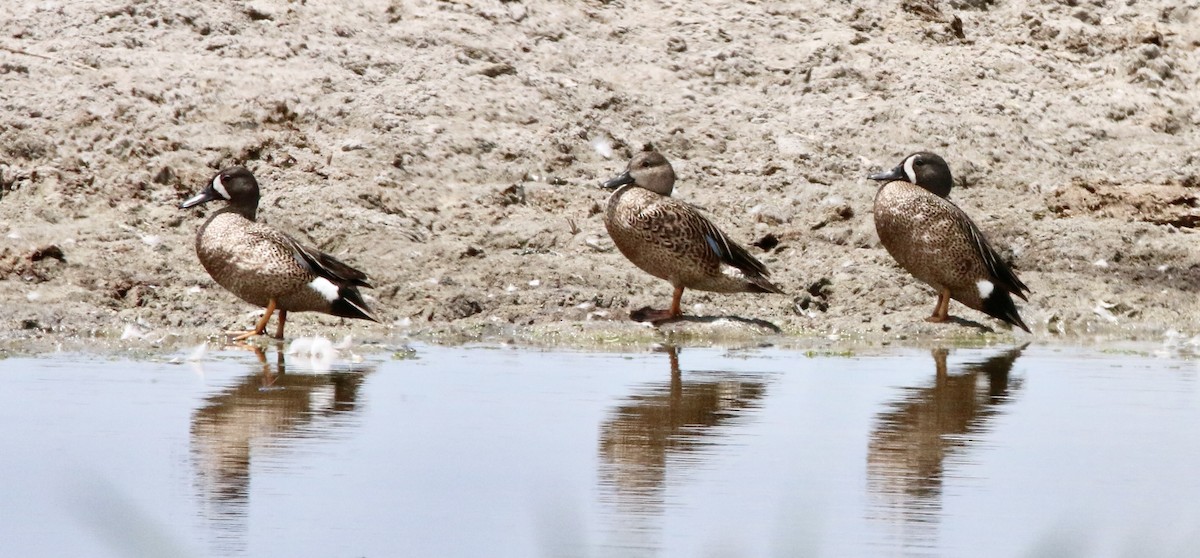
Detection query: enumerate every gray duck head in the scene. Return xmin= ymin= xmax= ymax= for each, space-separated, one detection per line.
xmin=602 ymin=151 xmax=676 ymax=197
xmin=180 ymin=166 xmax=262 ymax=219
xmin=869 ymin=152 xmax=953 ymax=198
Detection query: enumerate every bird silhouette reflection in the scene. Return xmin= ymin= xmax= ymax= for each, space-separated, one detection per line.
xmin=190 ymin=345 xmax=372 ymax=554
xmin=598 ymin=346 xmax=767 ymax=553
xmin=867 ymin=345 xmax=1027 ymax=531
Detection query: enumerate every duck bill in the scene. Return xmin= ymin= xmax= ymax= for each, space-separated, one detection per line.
xmin=868 ymin=165 xmax=906 ymax=182
xmin=180 ymin=186 xmax=220 ymax=209
xmin=601 ymin=170 xmax=634 ymax=189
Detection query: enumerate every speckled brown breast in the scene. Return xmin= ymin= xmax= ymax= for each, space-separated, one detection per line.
xmin=195 ymin=210 xmax=330 ymax=313
xmin=873 ymin=181 xmax=991 ymax=311
xmin=605 ymin=185 xmax=757 ymax=293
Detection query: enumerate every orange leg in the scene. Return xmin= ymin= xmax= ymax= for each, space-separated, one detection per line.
xmin=274 ymin=310 xmax=288 ymax=340
xmin=669 ymin=286 xmax=683 ymax=318
xmin=630 ymin=285 xmax=686 ymax=324
xmin=231 ymin=298 xmax=276 ymax=341
xmin=925 ymin=289 xmax=951 ymax=323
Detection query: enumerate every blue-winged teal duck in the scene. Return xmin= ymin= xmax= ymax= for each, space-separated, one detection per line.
xmin=180 ymin=166 xmax=379 ymax=340
xmin=601 ymin=151 xmax=783 ymax=324
xmin=869 ymin=152 xmax=1031 ymax=332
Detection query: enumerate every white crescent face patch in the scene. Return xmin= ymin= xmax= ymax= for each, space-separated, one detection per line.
xmin=903 ymin=155 xmax=918 ymax=184
xmin=211 ymin=174 xmax=231 ymax=200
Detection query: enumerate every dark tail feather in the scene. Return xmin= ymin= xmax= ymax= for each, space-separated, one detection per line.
xmin=330 ymin=284 xmax=379 ymax=323
xmin=317 ymin=252 xmax=373 ymax=288
xmin=287 ymin=236 xmax=374 ymax=288
xmin=982 ymin=289 xmax=1030 ymax=333
xmin=747 ymin=276 xmax=785 ymax=295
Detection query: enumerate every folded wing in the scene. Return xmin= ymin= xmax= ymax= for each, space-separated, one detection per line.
xmin=956 ymin=210 xmax=1029 ymax=300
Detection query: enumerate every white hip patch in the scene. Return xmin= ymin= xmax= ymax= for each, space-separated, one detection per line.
xmin=310 ymin=277 xmax=340 ymax=301
xmin=212 ymin=175 xmax=231 ymax=199
xmin=976 ymin=279 xmax=995 ymax=299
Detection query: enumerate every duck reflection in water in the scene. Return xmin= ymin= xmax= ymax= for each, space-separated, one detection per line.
xmin=190 ymin=344 xmax=373 ymax=552
xmin=598 ymin=346 xmax=767 ymax=551
xmin=867 ymin=345 xmax=1027 ymax=529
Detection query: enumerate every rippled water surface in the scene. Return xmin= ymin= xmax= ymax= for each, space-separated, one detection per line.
xmin=2 ymin=344 xmax=1199 ymax=557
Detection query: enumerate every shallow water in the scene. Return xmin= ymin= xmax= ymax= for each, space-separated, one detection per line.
xmin=2 ymin=343 xmax=1199 ymax=557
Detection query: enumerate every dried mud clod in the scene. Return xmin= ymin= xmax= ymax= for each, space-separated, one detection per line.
xmin=424 ymin=294 xmax=485 ymax=322
xmin=30 ymin=245 xmax=65 ymax=263
xmin=751 ymin=233 xmax=780 ymax=251
xmin=109 ymin=277 xmax=158 ymax=308
xmin=795 ymin=278 xmax=833 ymax=315
xmin=486 ymin=184 xmax=526 ymax=207
xmin=1047 ymin=178 xmax=1200 ymax=228
xmin=1 ymin=245 xmax=67 ymax=283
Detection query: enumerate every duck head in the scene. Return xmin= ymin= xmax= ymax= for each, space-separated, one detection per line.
xmin=181 ymin=166 xmax=261 ymax=219
xmin=869 ymin=152 xmax=953 ymax=198
xmin=602 ymin=151 xmax=676 ymax=196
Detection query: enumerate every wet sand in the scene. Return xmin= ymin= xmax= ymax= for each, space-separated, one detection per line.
xmin=2 ymin=0 xmax=1200 ymax=349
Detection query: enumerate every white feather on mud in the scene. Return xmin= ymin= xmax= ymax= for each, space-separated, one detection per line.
xmin=1093 ymin=300 xmax=1120 ymax=324
xmin=590 ymin=133 xmax=614 ymax=159
xmin=585 ymin=237 xmax=612 ymax=252
xmin=120 ymin=324 xmax=147 ymax=340
xmin=118 ymin=223 xmax=161 ymax=247
xmin=1154 ymin=329 xmax=1200 ymax=359
xmin=334 ymin=335 xmax=364 ymax=363
xmin=287 ymin=336 xmax=338 ymax=371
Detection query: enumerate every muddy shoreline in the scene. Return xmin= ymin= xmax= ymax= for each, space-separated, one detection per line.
xmin=2 ymin=1 xmax=1200 ymax=353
